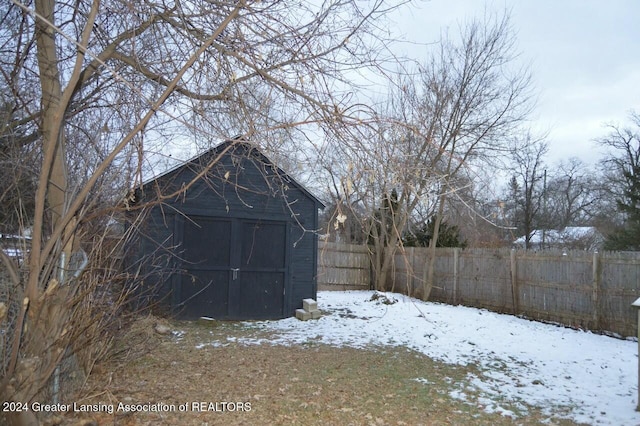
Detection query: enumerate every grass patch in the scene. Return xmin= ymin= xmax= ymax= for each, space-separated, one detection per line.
xmin=64 ymin=319 xmax=586 ymax=425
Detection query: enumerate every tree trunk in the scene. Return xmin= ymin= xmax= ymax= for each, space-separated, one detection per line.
xmin=2 ymin=1 xmax=74 ymax=419
xmin=423 ymin=194 xmax=446 ymax=300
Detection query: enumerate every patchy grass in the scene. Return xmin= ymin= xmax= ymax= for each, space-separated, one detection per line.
xmin=58 ymin=319 xmax=585 ymax=426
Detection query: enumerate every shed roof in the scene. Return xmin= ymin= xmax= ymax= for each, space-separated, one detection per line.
xmin=141 ymin=138 xmax=325 ymax=208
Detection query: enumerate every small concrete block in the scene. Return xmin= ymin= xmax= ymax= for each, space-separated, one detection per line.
xmin=303 ymin=298 xmax=318 ymax=312
xmin=310 ymin=309 xmax=322 ymax=319
xmin=296 ymin=309 xmax=311 ymax=321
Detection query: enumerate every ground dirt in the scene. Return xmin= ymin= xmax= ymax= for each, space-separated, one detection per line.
xmin=49 ymin=317 xmax=585 ymax=426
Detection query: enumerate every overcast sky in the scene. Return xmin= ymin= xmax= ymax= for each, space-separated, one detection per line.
xmin=388 ymin=0 xmax=640 ymax=166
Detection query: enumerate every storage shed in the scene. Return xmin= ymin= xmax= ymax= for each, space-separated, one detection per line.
xmin=127 ymin=139 xmax=324 ymax=320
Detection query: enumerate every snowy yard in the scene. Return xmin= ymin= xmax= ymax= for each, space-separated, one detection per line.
xmin=240 ymin=291 xmax=640 ymax=425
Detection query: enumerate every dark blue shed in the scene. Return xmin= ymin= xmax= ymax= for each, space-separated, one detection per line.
xmin=128 ymin=139 xmax=324 ymax=320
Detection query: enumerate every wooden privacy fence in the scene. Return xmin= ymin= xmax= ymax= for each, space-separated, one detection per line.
xmin=317 ymin=242 xmax=640 ymax=337
xmin=317 ymin=242 xmax=370 ymax=290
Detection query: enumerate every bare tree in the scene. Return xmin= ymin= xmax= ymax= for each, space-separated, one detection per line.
xmin=505 ymin=133 xmax=548 ymax=248
xmin=0 ymin=1 xmax=404 ymax=423
xmin=320 ymin=12 xmax=532 ymax=295
xmin=439 ymin=176 xmax=510 ymax=248
xmin=544 ymin=157 xmax=598 ymax=229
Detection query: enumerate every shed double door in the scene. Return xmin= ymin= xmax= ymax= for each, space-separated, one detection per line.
xmin=178 ymin=216 xmax=288 ymax=319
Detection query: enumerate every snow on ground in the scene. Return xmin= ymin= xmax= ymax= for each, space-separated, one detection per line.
xmin=212 ymin=291 xmax=639 ymax=425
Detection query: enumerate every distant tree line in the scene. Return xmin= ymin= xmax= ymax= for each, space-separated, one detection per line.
xmin=320 ymin=111 xmax=640 ymax=253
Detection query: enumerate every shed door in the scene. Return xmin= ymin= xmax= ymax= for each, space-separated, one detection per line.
xmin=234 ymin=220 xmax=287 ymax=319
xmin=178 ymin=217 xmax=287 ymax=319
xmin=179 ymin=217 xmax=232 ymax=319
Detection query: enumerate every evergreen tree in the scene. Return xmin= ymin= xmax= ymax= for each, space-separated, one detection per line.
xmin=0 ymin=102 xmax=37 ymax=234
xmin=599 ymin=112 xmax=640 ymax=251
xmin=605 ymin=163 xmax=640 ymax=250
xmin=403 ymin=217 xmax=467 ymax=248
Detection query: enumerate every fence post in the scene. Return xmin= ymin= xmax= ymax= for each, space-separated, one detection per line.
xmin=592 ymin=251 xmax=601 ymax=330
xmin=510 ymin=249 xmax=519 ymax=314
xmin=409 ymin=247 xmax=415 ymax=296
xmin=453 ymin=248 xmax=459 ymax=304
xmin=632 ymin=298 xmax=640 ymax=411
